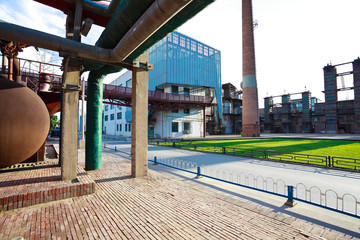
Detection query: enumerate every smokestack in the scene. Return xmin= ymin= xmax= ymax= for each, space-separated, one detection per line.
xmin=241 ymin=0 xmax=260 ymax=137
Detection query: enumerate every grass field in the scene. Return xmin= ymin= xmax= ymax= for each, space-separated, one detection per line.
xmin=181 ymin=139 xmax=360 ymax=158
xmin=150 ymin=138 xmax=360 ymax=170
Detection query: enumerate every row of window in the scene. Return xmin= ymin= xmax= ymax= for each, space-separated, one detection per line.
xmin=104 ymin=112 xmax=123 ymax=121
xmin=116 ymin=123 xmax=131 ymax=132
xmin=172 ymin=122 xmax=191 ymax=133
xmin=104 ymin=105 xmax=122 ymax=111
xmin=172 ymin=108 xmax=190 ymax=114
xmin=171 ymin=85 xmax=190 ymax=95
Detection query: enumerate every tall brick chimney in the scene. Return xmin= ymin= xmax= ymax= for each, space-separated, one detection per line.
xmin=241 ymin=0 xmax=260 ymax=137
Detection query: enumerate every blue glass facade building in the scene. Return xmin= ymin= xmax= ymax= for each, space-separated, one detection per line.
xmin=149 ymin=31 xmax=222 ymax=118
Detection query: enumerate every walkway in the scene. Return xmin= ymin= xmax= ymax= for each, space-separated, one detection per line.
xmin=1 ymin=144 xmax=358 ymax=239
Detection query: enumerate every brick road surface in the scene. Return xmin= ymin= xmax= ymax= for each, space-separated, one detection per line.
xmin=0 ymin=148 xmax=358 ymax=240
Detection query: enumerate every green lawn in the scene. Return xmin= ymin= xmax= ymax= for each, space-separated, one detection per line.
xmin=182 ymin=139 xmax=360 ymax=159
xmin=150 ymin=138 xmax=360 ymax=170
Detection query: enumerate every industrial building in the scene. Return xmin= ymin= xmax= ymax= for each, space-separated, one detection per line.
xmin=263 ymin=92 xmax=318 ymax=133
xmin=222 ymin=83 xmax=242 ymax=134
xmin=103 ymin=31 xmax=222 ymax=138
xmin=262 ymin=58 xmax=360 ymax=134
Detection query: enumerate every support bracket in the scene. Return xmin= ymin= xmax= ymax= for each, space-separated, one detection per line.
xmin=132 ymin=59 xmax=153 ymax=70
xmin=62 ymin=83 xmax=81 ymax=91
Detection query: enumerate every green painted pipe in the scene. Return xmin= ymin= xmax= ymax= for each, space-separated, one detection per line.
xmin=85 ymin=65 xmax=120 ymax=170
xmin=85 ymin=69 xmax=105 ymax=170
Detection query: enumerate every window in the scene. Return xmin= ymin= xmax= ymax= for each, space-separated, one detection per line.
xmin=110 ymin=105 xmax=114 ymax=109
xmin=183 ymin=87 xmax=190 ymax=95
xmin=105 ymin=105 xmax=109 ymax=111
xmin=191 ymin=40 xmax=196 ymax=51
xmin=172 ymin=122 xmax=179 ymax=132
xmin=110 ymin=114 xmax=114 ymax=120
xmin=126 ymin=79 xmax=132 ymax=88
xmin=184 ymin=109 xmax=190 ymax=114
xmin=172 ymin=85 xmax=178 ymax=94
xmin=173 ymin=33 xmax=178 ymax=44
xmin=105 ymin=115 xmax=108 ymax=121
xmin=125 ymin=124 xmax=128 ymax=132
xmin=120 ymin=124 xmax=122 ymax=131
xmin=172 ymin=109 xmax=178 ymax=113
xmin=117 ymin=105 xmax=122 ymax=110
xmin=117 ymin=112 xmax=122 ymax=119
xmin=117 ymin=124 xmax=119 ymax=131
xmin=205 ymin=88 xmax=211 ymax=97
xmin=129 ymin=124 xmax=131 ymax=132
xmin=180 ymin=37 xmax=185 ymax=47
xmin=184 ymin=122 xmax=190 ymax=134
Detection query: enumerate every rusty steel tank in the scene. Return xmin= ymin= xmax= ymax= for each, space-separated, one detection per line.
xmin=0 ymin=76 xmax=50 ymax=168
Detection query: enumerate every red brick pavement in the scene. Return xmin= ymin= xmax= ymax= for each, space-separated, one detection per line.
xmin=0 ymin=159 xmax=95 ymax=212
xmin=0 ymin=149 xmax=358 ymax=240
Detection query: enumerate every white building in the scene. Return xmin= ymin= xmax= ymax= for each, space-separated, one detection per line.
xmin=102 ymin=71 xmax=132 ymax=137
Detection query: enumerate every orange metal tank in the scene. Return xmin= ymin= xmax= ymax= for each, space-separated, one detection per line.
xmin=0 ymin=77 xmax=50 ymax=168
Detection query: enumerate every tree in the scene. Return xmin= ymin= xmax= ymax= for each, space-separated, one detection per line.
xmin=50 ymin=115 xmax=59 ymax=129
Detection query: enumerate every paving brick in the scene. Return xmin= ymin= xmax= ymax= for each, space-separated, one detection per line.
xmin=0 ymin=147 xmax=358 ymax=239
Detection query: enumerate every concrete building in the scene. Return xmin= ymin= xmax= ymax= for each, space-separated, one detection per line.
xmin=102 ymin=31 xmax=222 ymax=138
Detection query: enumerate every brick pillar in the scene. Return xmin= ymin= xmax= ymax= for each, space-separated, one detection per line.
xmin=323 ymin=65 xmax=337 ymax=134
xmin=131 ymin=52 xmax=149 ymax=178
xmin=242 ymin=0 xmax=260 ymax=137
xmin=353 ymin=58 xmax=360 ymax=133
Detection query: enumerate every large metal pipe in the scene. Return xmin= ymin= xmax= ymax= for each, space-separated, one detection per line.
xmin=63 ymin=0 xmax=122 ymax=17
xmin=0 ymin=0 xmax=192 ymax=64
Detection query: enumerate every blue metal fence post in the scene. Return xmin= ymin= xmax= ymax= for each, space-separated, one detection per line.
xmin=195 ymin=166 xmax=201 ymax=179
xmin=115 ymin=146 xmax=117 ymax=152
xmin=285 ymin=185 xmax=296 ymax=207
xmin=222 ymin=147 xmax=226 ymax=154
xmin=104 ymin=143 xmax=106 ymax=149
xmin=153 ymin=156 xmax=158 ymax=165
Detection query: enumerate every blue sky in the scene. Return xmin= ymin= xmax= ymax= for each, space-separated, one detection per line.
xmin=1 ymin=0 xmax=360 ymax=107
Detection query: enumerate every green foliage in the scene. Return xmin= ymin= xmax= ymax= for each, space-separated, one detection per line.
xmin=50 ymin=115 xmax=59 ymax=129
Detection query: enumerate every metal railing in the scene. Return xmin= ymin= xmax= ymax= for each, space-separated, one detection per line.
xmin=103 ymin=143 xmax=360 ymax=219
xmin=149 ymin=140 xmax=360 ymax=171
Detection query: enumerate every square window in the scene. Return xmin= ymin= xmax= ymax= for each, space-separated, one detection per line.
xmin=105 ymin=105 xmax=109 ymax=111
xmin=184 ymin=109 xmax=190 ymax=114
xmin=110 ymin=105 xmax=114 ymax=109
xmin=184 ymin=87 xmax=190 ymax=95
xmin=117 ymin=112 xmax=122 ymax=119
xmin=172 ymin=122 xmax=179 ymax=132
xmin=172 ymin=109 xmax=178 ymax=113
xmin=172 ymin=85 xmax=178 ymax=94
xmin=105 ymin=115 xmax=108 ymax=121
xmin=110 ymin=114 xmax=114 ymax=120
xmin=184 ymin=122 xmax=190 ymax=134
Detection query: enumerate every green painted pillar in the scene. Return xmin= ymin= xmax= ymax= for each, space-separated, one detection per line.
xmin=85 ymin=70 xmax=105 ymax=170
